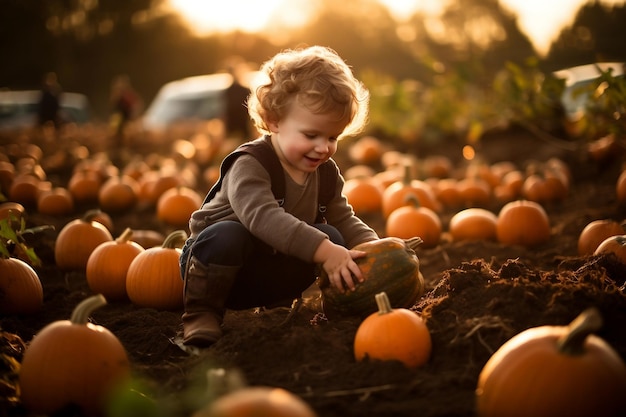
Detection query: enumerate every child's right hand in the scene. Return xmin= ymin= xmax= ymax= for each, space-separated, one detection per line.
xmin=314 ymin=239 xmax=367 ymax=293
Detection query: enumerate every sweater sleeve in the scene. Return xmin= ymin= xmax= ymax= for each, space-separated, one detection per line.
xmin=223 ymin=155 xmax=329 ymax=261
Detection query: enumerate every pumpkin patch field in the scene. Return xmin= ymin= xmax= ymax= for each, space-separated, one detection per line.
xmin=1 ymin=126 xmax=626 ymax=417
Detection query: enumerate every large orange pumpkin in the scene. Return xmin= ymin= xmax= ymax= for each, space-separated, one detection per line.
xmin=126 ymin=230 xmax=186 ymax=310
xmin=476 ymin=308 xmax=626 ymax=417
xmin=496 ymin=200 xmax=550 ymax=248
xmin=354 ymin=291 xmax=431 ymax=369
xmin=19 ymin=295 xmax=131 ymax=416
xmin=54 ymin=211 xmax=114 ymax=271
xmin=319 ymin=237 xmax=424 ymax=318
xmin=0 ymin=256 xmax=43 ymax=315
xmin=86 ymin=228 xmax=145 ymax=301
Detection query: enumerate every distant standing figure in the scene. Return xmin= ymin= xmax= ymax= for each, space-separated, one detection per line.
xmin=37 ymin=72 xmax=62 ymax=128
xmin=223 ymin=60 xmax=253 ymax=139
xmin=110 ymin=74 xmax=141 ymax=142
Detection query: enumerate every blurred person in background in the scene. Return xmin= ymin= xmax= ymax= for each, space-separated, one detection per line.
xmin=37 ymin=72 xmax=62 ymax=129
xmin=109 ymin=74 xmax=142 ymax=164
xmin=223 ymin=57 xmax=253 ymax=140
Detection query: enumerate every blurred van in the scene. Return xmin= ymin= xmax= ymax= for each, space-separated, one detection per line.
xmin=140 ymin=71 xmax=263 ymax=132
xmin=553 ymin=62 xmax=624 ymax=137
xmin=0 ymin=90 xmax=90 ymax=132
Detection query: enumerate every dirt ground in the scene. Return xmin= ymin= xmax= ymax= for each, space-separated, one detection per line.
xmin=2 ymin=127 xmax=626 ymax=417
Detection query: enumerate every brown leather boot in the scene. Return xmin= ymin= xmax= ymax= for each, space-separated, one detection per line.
xmin=182 ymin=256 xmax=239 ymax=348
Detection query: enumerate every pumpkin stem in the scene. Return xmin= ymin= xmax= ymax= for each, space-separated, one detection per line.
xmin=402 ymin=163 xmax=413 ymax=185
xmin=162 ymin=229 xmax=188 ymax=249
xmin=375 ymin=292 xmax=393 ymax=315
xmin=556 ymin=307 xmax=603 ymax=356
xmin=404 ymin=237 xmax=423 ymax=251
xmin=70 ymin=294 xmax=107 ymax=325
xmin=83 ymin=209 xmax=104 ymax=223
xmin=403 ymin=193 xmax=421 ymax=208
xmin=115 ymin=227 xmax=133 ymax=243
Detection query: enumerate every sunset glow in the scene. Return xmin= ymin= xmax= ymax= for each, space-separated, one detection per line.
xmin=166 ymin=0 xmax=626 ymax=56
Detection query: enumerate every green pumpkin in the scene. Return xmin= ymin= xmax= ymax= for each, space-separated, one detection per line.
xmin=318 ymin=237 xmax=424 ymax=318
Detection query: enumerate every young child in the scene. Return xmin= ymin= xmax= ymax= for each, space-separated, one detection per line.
xmin=179 ymin=46 xmax=380 ymax=348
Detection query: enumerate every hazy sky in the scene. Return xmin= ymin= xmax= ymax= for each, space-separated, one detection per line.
xmin=166 ymin=0 xmax=625 ymax=56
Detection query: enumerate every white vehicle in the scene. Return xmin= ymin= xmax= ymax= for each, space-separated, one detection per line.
xmin=553 ymin=62 xmax=624 ymax=136
xmin=0 ymin=90 xmax=90 ymax=132
xmin=141 ymin=71 xmax=263 ymax=131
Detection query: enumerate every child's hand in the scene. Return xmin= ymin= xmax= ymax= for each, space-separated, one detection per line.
xmin=314 ymin=240 xmax=367 ymax=292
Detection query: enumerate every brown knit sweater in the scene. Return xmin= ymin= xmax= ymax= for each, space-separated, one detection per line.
xmin=188 ymin=154 xmax=379 ymax=262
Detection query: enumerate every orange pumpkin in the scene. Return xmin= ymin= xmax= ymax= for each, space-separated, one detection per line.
xmin=348 ymin=135 xmax=383 ymax=165
xmin=448 ymin=208 xmax=498 ymax=241
xmin=98 ymin=174 xmax=140 ymax=213
xmin=382 ymin=165 xmax=441 ymax=218
xmin=476 ymin=308 xmax=626 ymax=417
xmin=0 ymin=202 xmax=25 ymax=222
xmin=194 ymin=386 xmax=318 ymax=417
xmin=386 ymin=194 xmax=441 ymax=248
xmin=496 ymin=200 xmax=550 ymax=248
xmin=86 ymin=228 xmax=145 ymax=301
xmin=0 ymin=256 xmax=43 ymax=315
xmin=67 ymin=169 xmax=102 ymax=204
xmin=342 ymin=177 xmax=383 ymax=215
xmin=593 ymin=234 xmax=626 ymax=264
xmin=156 ymin=186 xmax=202 ymax=227
xmin=354 ymin=292 xmax=431 ymax=369
xmin=19 ymin=295 xmax=131 ymax=416
xmin=36 ymin=186 xmax=74 ymax=216
xmin=54 ymin=211 xmax=114 ymax=271
xmin=578 ymin=219 xmax=624 ymax=256
xmin=126 ymin=230 xmax=186 ymax=310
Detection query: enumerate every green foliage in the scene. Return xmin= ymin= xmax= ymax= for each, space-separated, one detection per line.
xmin=492 ymin=58 xmax=566 ymax=130
xmin=577 ymin=65 xmax=626 ymax=138
xmin=0 ymin=215 xmax=53 ymax=267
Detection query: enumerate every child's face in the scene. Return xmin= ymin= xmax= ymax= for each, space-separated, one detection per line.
xmin=269 ymin=101 xmax=348 ymax=176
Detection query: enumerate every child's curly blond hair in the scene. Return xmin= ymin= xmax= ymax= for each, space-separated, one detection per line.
xmin=247 ymin=46 xmax=369 ymax=139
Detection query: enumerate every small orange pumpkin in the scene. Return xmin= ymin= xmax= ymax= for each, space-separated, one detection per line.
xmin=54 ymin=211 xmax=114 ymax=271
xmin=0 ymin=256 xmax=43 ymax=315
xmin=476 ymin=308 xmax=626 ymax=417
xmin=342 ymin=177 xmax=383 ymax=215
xmin=354 ymin=291 xmax=431 ymax=369
xmin=19 ymin=295 xmax=131 ymax=416
xmin=496 ymin=200 xmax=550 ymax=248
xmin=156 ymin=186 xmax=202 ymax=227
xmin=448 ymin=208 xmax=498 ymax=241
xmin=126 ymin=230 xmax=186 ymax=310
xmin=98 ymin=174 xmax=140 ymax=213
xmin=86 ymin=228 xmax=145 ymax=301
xmin=386 ymin=194 xmax=442 ymax=248
xmin=578 ymin=219 xmax=624 ymax=256
xmin=382 ymin=164 xmax=441 ymax=218
xmin=36 ymin=186 xmax=74 ymax=216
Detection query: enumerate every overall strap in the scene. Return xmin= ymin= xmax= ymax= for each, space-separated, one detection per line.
xmin=201 ymin=136 xmax=285 ymax=206
xmin=200 ymin=135 xmax=339 ymax=224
